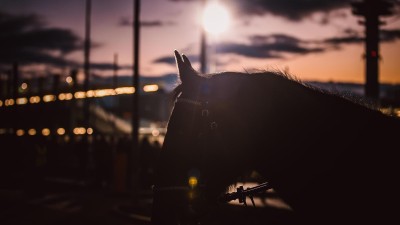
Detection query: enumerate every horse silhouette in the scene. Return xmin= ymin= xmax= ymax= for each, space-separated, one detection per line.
xmin=151 ymin=50 xmax=400 ymax=225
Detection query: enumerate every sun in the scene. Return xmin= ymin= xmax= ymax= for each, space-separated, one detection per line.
xmin=202 ymin=1 xmax=230 ymax=36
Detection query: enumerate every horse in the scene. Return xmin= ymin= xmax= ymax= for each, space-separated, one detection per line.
xmin=151 ymin=50 xmax=400 ymax=225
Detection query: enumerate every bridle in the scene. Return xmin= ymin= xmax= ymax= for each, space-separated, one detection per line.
xmin=153 ymin=94 xmax=273 ymax=208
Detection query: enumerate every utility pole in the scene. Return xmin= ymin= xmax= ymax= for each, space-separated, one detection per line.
xmin=131 ymin=0 xmax=141 ymax=193
xmin=84 ymin=0 xmax=91 ymax=127
xmin=352 ymin=0 xmax=394 ymax=100
xmin=83 ymin=0 xmax=92 ymax=183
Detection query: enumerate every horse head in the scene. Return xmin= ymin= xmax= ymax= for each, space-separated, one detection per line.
xmin=151 ymin=50 xmax=255 ymax=224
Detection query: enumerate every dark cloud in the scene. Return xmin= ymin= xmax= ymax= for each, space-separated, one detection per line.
xmin=218 ymin=33 xmax=324 ymax=58
xmin=0 ymin=11 xmax=85 ymax=67
xmin=169 ymin=0 xmax=350 ymax=21
xmin=153 ymin=54 xmax=199 ymax=65
xmin=119 ymin=17 xmax=175 ymax=27
xmin=153 ymin=33 xmax=324 ymax=66
xmin=90 ymin=62 xmax=131 ymax=71
xmin=227 ymin=0 xmax=351 ymax=21
xmin=323 ymin=28 xmax=400 ymax=46
xmin=324 ymin=36 xmax=364 ymax=45
xmin=169 ymin=0 xmax=197 ymax=2
xmin=154 ymin=26 xmax=400 ymax=67
xmin=381 ymin=28 xmax=400 ymax=42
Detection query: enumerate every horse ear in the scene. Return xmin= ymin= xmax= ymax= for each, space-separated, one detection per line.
xmin=174 ymin=50 xmax=199 ymax=84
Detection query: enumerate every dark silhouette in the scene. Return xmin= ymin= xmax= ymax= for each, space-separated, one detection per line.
xmin=151 ymin=50 xmax=400 ymax=225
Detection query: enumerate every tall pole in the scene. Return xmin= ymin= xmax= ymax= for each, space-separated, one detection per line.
xmin=12 ymin=63 xmax=19 ymax=131
xmin=365 ymin=12 xmax=379 ymax=99
xmin=200 ymin=0 xmax=207 ymax=74
xmin=83 ymin=0 xmax=92 ymax=181
xmin=352 ymin=0 xmax=394 ymax=101
xmin=130 ymin=0 xmax=141 ymax=192
xmin=84 ymin=0 xmax=91 ymax=127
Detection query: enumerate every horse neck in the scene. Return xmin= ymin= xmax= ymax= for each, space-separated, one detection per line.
xmin=221 ymin=75 xmax=399 ymax=181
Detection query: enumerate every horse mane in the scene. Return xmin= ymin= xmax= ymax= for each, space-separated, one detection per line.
xmin=173 ymin=70 xmax=379 ymax=112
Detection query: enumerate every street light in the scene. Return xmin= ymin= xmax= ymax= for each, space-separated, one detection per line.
xmin=202 ymin=1 xmax=230 ymax=36
xmin=200 ymin=0 xmax=230 ymax=73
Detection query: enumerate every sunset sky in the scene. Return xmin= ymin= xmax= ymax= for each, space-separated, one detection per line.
xmin=1 ymin=0 xmax=400 ymax=84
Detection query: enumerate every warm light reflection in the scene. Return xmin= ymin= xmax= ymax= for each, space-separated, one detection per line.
xmin=42 ymin=128 xmax=50 ymax=136
xmin=21 ymin=82 xmax=28 ymax=90
xmin=152 ymin=129 xmax=160 ymax=137
xmin=65 ymin=93 xmax=73 ymax=100
xmin=143 ymin=84 xmax=159 ymax=92
xmin=43 ymin=95 xmax=56 ymax=102
xmin=58 ymin=93 xmax=66 ymax=100
xmin=396 ymin=109 xmax=400 ymax=117
xmin=202 ymin=1 xmax=230 ymax=35
xmin=188 ymin=176 xmax=198 ymax=188
xmin=0 ymin=85 xmax=159 ymax=108
xmin=29 ymin=96 xmax=41 ymax=104
xmin=16 ymin=98 xmax=28 ymax=105
xmin=115 ymin=87 xmax=135 ymax=95
xmin=5 ymin=99 xmax=14 ymax=106
xmin=66 ymin=76 xmax=73 ymax=84
xmin=74 ymin=91 xmax=86 ymax=99
xmin=86 ymin=90 xmax=95 ymax=98
xmin=16 ymin=129 xmax=24 ymax=136
xmin=28 ymin=129 xmax=36 ymax=136
xmin=57 ymin=128 xmax=66 ymax=135
xmin=73 ymin=127 xmax=86 ymax=135
xmin=87 ymin=127 xmax=93 ymax=135
xmin=94 ymin=89 xmax=115 ymax=97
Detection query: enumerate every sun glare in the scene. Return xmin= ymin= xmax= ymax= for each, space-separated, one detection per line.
xmin=202 ymin=1 xmax=230 ymax=36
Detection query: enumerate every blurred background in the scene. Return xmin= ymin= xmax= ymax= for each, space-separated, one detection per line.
xmin=0 ymin=0 xmax=399 ymax=224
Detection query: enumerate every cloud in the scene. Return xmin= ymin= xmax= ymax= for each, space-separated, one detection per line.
xmin=381 ymin=28 xmax=400 ymax=42
xmin=90 ymin=62 xmax=131 ymax=71
xmin=119 ymin=17 xmax=175 ymax=27
xmin=0 ymin=11 xmax=86 ymax=67
xmin=218 ymin=33 xmax=324 ymax=58
xmin=153 ymin=54 xmax=199 ymax=65
xmin=153 ymin=33 xmax=324 ymax=66
xmin=169 ymin=0 xmax=351 ymax=21
xmin=322 ymin=28 xmax=400 ymax=46
xmin=324 ymin=36 xmax=364 ymax=45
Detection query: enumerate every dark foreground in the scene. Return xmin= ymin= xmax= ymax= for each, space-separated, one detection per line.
xmin=0 ymin=180 xmax=295 ymax=225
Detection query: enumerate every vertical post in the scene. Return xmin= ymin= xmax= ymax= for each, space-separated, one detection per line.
xmin=200 ymin=0 xmax=207 ymax=74
xmin=12 ymin=63 xmax=19 ymax=100
xmin=352 ymin=0 xmax=394 ymax=102
xmin=83 ymin=0 xmax=92 ymax=183
xmin=84 ymin=0 xmax=91 ymax=126
xmin=12 ymin=63 xmax=19 ymax=131
xmin=7 ymin=70 xmax=13 ymax=99
xmin=131 ymin=0 xmax=141 ymax=192
xmin=365 ymin=12 xmax=379 ymax=100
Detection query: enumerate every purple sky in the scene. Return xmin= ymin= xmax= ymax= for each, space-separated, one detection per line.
xmin=1 ymin=0 xmax=400 ymax=83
